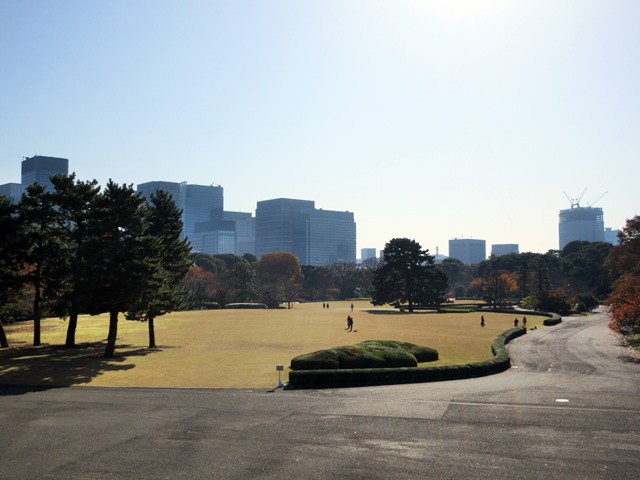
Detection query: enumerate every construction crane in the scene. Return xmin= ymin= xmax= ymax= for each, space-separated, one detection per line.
xmin=563 ymin=188 xmax=587 ymax=208
xmin=587 ymin=191 xmax=608 ymax=207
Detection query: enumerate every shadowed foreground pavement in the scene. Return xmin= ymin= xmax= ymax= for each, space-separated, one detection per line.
xmin=1 ymin=312 xmax=638 ymax=479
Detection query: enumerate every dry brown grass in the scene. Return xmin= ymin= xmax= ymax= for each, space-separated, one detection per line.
xmin=0 ymin=300 xmax=543 ymax=389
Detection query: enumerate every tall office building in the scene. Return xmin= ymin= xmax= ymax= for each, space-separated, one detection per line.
xmin=224 ymin=211 xmax=256 ymax=256
xmin=255 ymin=198 xmax=356 ymax=266
xmin=0 ymin=183 xmax=23 ymax=204
xmin=185 ymin=184 xmax=224 ymax=237
xmin=448 ymin=238 xmax=486 ymax=265
xmin=491 ymin=244 xmax=519 ymax=257
xmin=137 ymin=181 xmax=224 ymax=240
xmin=137 ymin=181 xmax=187 ymax=237
xmin=558 ymin=206 xmax=604 ymax=250
xmin=21 ymin=155 xmax=69 ymax=192
xmin=189 ymin=220 xmax=236 ymax=255
xmin=137 ymin=180 xmax=256 ymax=255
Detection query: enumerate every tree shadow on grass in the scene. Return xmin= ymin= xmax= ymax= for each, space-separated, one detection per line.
xmin=0 ymin=341 xmax=159 ymax=393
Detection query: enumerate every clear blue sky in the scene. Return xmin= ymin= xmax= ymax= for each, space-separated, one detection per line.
xmin=2 ymin=0 xmax=639 ymax=256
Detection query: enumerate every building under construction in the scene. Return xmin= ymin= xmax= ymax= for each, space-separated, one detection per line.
xmin=558 ymin=205 xmax=605 ymax=250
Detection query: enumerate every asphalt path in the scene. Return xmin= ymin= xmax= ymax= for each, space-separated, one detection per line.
xmin=1 ymin=311 xmax=639 ymax=479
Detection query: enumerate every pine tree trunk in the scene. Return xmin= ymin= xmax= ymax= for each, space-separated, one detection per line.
xmin=103 ymin=309 xmax=119 ymax=358
xmin=65 ymin=306 xmax=78 ymax=348
xmin=0 ymin=322 xmax=8 ymax=348
xmin=148 ymin=316 xmax=156 ymax=349
xmin=33 ymin=259 xmax=42 ymax=346
xmin=33 ymin=283 xmax=41 ymax=347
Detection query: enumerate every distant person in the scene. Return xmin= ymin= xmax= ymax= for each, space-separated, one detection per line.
xmin=514 ymin=318 xmax=519 ymax=327
xmin=522 ymin=316 xmax=527 ymax=328
xmin=480 ymin=315 xmax=485 ymax=328
xmin=347 ymin=315 xmax=353 ymax=332
xmin=351 ymin=303 xmax=354 ymax=312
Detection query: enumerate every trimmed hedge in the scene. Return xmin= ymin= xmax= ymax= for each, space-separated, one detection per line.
xmin=290 ymin=340 xmax=438 ymax=370
xmin=542 ymin=312 xmax=562 ymax=326
xmin=476 ymin=307 xmax=563 ymax=327
xmin=224 ymin=303 xmax=268 ymax=309
xmin=287 ymin=327 xmax=527 ymax=389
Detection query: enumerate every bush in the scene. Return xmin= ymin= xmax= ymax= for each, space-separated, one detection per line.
xmin=287 ymin=328 xmax=527 ymax=389
xmin=576 ymin=293 xmax=599 ymax=313
xmin=290 ymin=340 xmax=438 ymax=371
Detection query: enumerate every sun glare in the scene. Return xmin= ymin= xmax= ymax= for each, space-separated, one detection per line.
xmin=416 ymin=0 xmax=511 ymax=20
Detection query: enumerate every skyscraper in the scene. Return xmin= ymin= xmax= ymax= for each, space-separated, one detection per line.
xmin=21 ymin=155 xmax=69 ymax=192
xmin=255 ymin=198 xmax=356 ymax=266
xmin=558 ymin=206 xmax=604 ymax=250
xmin=137 ymin=181 xmax=187 ymax=237
xmin=448 ymin=238 xmax=486 ymax=265
xmin=137 ymin=181 xmax=224 ymax=240
xmin=189 ymin=219 xmax=236 ymax=255
xmin=183 ymin=184 xmax=223 ymax=236
xmin=224 ymin=211 xmax=256 ymax=256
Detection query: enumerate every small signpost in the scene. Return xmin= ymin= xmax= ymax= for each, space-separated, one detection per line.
xmin=275 ymin=365 xmax=286 ymax=389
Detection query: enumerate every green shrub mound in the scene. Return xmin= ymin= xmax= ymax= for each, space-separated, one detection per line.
xmin=287 ymin=327 xmax=527 ymax=389
xmin=290 ymin=340 xmax=438 ymax=370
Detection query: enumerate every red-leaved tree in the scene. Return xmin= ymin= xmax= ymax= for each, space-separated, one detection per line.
xmin=607 ymin=215 xmax=640 ymax=334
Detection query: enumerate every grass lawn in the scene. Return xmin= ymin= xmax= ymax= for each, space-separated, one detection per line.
xmin=0 ymin=300 xmax=545 ymax=389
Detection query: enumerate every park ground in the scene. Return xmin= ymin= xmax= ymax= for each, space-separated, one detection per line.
xmin=0 ymin=300 xmax=545 ymax=389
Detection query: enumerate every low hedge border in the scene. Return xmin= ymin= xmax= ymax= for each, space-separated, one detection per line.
xmin=287 ymin=327 xmax=527 ymax=389
xmin=476 ymin=307 xmax=563 ymax=327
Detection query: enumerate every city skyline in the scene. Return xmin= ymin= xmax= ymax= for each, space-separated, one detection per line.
xmin=2 ymin=1 xmax=639 ymax=255
xmin=0 ymin=154 xmax=625 ymax=259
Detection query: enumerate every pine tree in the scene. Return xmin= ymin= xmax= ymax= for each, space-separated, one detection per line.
xmin=85 ymin=181 xmax=149 ymax=358
xmin=126 ymin=190 xmax=191 ymax=348
xmin=18 ymin=183 xmax=66 ymax=346
xmin=48 ymin=174 xmax=101 ymax=347
xmin=0 ymin=197 xmax=23 ymax=348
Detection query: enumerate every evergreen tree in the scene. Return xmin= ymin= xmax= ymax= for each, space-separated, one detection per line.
xmin=48 ymin=174 xmax=101 ymax=347
xmin=0 ymin=197 xmax=23 ymax=348
xmin=125 ymin=190 xmax=191 ymax=348
xmin=18 ymin=183 xmax=66 ymax=346
xmin=85 ymin=181 xmax=150 ymax=358
xmin=372 ymin=238 xmax=447 ymax=312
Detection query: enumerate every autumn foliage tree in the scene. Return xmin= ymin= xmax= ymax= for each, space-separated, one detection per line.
xmin=607 ymin=215 xmax=640 ymax=335
xmin=181 ymin=265 xmax=217 ymax=309
xmin=256 ymin=252 xmax=302 ymax=308
xmin=482 ymin=270 xmax=517 ymax=307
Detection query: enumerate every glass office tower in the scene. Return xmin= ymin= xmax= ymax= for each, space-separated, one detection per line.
xmin=21 ymin=155 xmax=69 ymax=192
xmin=255 ymin=198 xmax=356 ymax=266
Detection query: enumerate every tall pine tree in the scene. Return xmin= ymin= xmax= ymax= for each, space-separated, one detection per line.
xmin=126 ymin=190 xmax=191 ymax=348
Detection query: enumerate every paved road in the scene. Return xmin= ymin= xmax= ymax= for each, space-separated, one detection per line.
xmin=1 ymin=312 xmax=639 ymax=479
